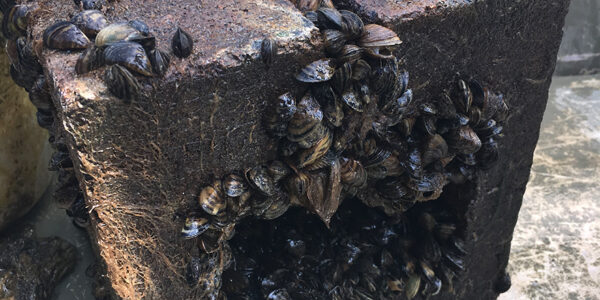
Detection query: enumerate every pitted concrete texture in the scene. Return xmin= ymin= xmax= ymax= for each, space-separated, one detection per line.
xmin=335 ymin=0 xmax=570 ymax=299
xmin=500 ymin=75 xmax=600 ymax=300
xmin=29 ymin=0 xmax=322 ymax=298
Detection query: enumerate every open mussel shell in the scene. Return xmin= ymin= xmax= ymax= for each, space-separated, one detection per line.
xmin=103 ymin=41 xmax=153 ymax=76
xmin=172 ymin=27 xmax=193 ymax=58
xmin=149 ymin=49 xmax=171 ymax=76
xmin=340 ymin=10 xmax=364 ymax=39
xmin=95 ymin=23 xmax=142 ymax=47
xmin=181 ymin=216 xmax=210 ymax=239
xmin=75 ymin=46 xmax=104 ymax=74
xmin=104 ymin=64 xmax=141 ymax=102
xmin=296 ymin=58 xmax=335 ymax=83
xmin=44 ymin=21 xmax=91 ymax=50
xmin=70 ymin=10 xmax=107 ymax=38
xmin=359 ymin=24 xmax=402 ymax=48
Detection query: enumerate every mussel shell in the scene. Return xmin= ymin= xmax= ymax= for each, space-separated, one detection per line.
xmin=453 ymin=79 xmax=472 ymax=114
xmin=181 ymin=216 xmax=210 ymax=239
xmin=288 ymin=93 xmax=322 ymax=137
xmin=43 ymin=21 xmax=91 ymax=50
xmin=261 ymin=38 xmax=277 ymax=66
xmin=323 ymin=97 xmax=344 ymax=127
xmin=340 ymin=10 xmax=364 ymax=39
xmin=149 ymin=49 xmax=171 ymax=76
xmin=2 ymin=5 xmax=28 ymax=40
xmin=128 ymin=19 xmax=150 ymax=36
xmin=476 ymin=137 xmax=499 ymax=168
xmin=402 ymin=147 xmax=423 ymax=178
xmin=382 ymin=89 xmax=412 ymax=117
xmin=304 ymin=11 xmax=320 ymax=26
xmin=337 ymin=44 xmax=363 ymax=64
xmin=352 ymin=59 xmax=371 ymax=81
xmin=29 ymin=76 xmax=52 ymax=110
xmin=445 ymin=126 xmax=482 ymax=154
xmin=296 ymin=58 xmax=335 ymax=83
xmin=422 ymin=134 xmax=448 ymax=166
xmin=359 ymin=24 xmax=402 ymax=48
xmin=279 ymin=139 xmax=298 ymax=157
xmin=172 ymin=27 xmax=193 ymax=58
xmin=323 ymin=29 xmax=346 ymax=54
xmin=372 ymin=58 xmax=399 ymax=97
xmin=469 ymin=79 xmax=485 ymax=107
xmin=341 ymin=88 xmax=363 ymax=112
xmin=297 ymin=0 xmax=320 ymax=13
xmin=267 ymin=160 xmax=291 ymax=182
xmin=75 ymin=46 xmax=104 ymax=74
xmin=103 ymin=41 xmax=153 ymax=76
xmin=95 ymin=23 xmax=143 ymax=47
xmin=104 ymin=64 xmax=141 ymax=102
xmin=265 ymin=92 xmax=297 ymax=137
xmin=331 ymin=62 xmax=352 ymax=94
xmin=267 ymin=288 xmax=291 ymax=300
xmin=316 ymin=7 xmax=344 ymax=30
xmin=36 ymin=108 xmax=54 ymax=130
xmin=407 ymin=172 xmax=446 ymax=192
xmin=15 ymin=37 xmax=42 ymax=73
xmin=223 ymin=174 xmax=248 ymax=197
xmin=296 ymin=128 xmax=332 ymax=168
xmin=74 ymin=0 xmax=106 ymax=10
xmin=376 ymin=177 xmax=413 ymax=201
xmin=71 ymin=10 xmax=107 ymax=38
xmin=245 ymin=166 xmax=276 ymax=196
xmin=261 ymin=190 xmax=291 ymax=220
xmin=199 ymin=185 xmax=226 ymax=216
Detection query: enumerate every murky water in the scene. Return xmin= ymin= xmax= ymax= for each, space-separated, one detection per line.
xmin=499 ymin=75 xmax=600 ymax=300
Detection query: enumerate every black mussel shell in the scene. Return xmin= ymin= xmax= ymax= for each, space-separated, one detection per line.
xmin=352 ymin=59 xmax=371 ymax=81
xmin=104 ymin=64 xmax=141 ymax=102
xmin=338 ymin=44 xmax=363 ymax=64
xmin=172 ymin=27 xmax=193 ymax=58
xmin=316 ymin=7 xmax=344 ymax=30
xmin=149 ymin=49 xmax=171 ymax=76
xmin=476 ymin=137 xmax=499 ymax=169
xmin=340 ymin=10 xmax=364 ymax=39
xmin=296 ymin=58 xmax=335 ymax=83
xmin=43 ymin=21 xmax=91 ymax=50
xmin=16 ymin=37 xmax=42 ymax=73
xmin=445 ymin=126 xmax=482 ymax=154
xmin=75 ymin=46 xmax=104 ymax=74
xmin=2 ymin=5 xmax=28 ymax=40
xmin=331 ymin=62 xmax=352 ymax=94
xmin=128 ymin=19 xmax=150 ymax=36
xmin=70 ymin=10 xmax=107 ymax=38
xmin=103 ymin=41 xmax=153 ymax=76
xmin=0 ymin=0 xmax=15 ymax=14
xmin=9 ymin=63 xmax=31 ymax=89
xmin=304 ymin=11 xmax=320 ymax=26
xmin=261 ymin=38 xmax=277 ymax=66
xmin=36 ymin=108 xmax=54 ymax=130
xmin=74 ymin=0 xmax=106 ymax=10
xmin=29 ymin=76 xmax=52 ymax=110
xmin=469 ymin=79 xmax=485 ymax=107
xmin=453 ymin=79 xmax=472 ymax=114
xmin=323 ymin=29 xmax=346 ymax=55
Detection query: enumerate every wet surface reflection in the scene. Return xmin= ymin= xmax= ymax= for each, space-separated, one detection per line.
xmin=500 ymin=75 xmax=600 ymax=300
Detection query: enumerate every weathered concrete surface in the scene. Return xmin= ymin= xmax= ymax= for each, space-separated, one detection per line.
xmin=29 ymin=0 xmax=321 ymax=298
xmin=27 ymin=0 xmax=569 ymax=298
xmin=334 ymin=0 xmax=570 ymax=299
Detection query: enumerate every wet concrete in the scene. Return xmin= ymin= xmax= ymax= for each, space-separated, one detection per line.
xmin=499 ymin=75 xmax=600 ymax=299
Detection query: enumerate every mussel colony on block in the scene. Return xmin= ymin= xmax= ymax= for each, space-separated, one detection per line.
xmin=1 ymin=0 xmax=195 ymax=232
xmin=181 ymin=1 xmax=509 ymax=299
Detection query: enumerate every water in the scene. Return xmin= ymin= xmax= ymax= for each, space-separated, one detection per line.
xmin=499 ymin=75 xmax=600 ymax=300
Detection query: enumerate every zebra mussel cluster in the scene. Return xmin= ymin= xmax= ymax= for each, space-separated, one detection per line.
xmin=42 ymin=8 xmax=193 ymax=102
xmin=182 ymin=1 xmax=508 ymax=299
